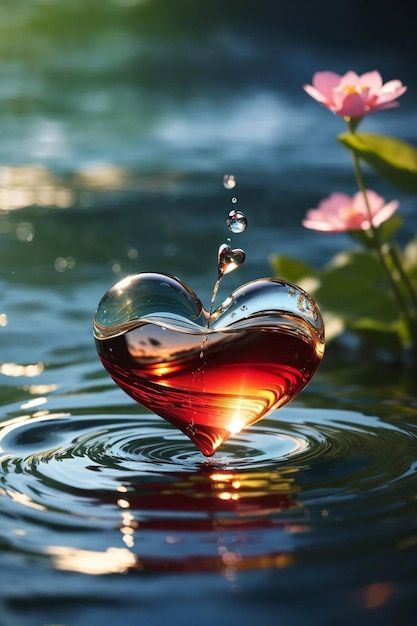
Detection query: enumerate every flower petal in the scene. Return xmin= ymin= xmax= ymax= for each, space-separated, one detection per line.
xmin=376 ymin=80 xmax=407 ymax=105
xmin=318 ymin=192 xmax=352 ymax=212
xmin=372 ymin=200 xmax=399 ymax=227
xmin=336 ymin=93 xmax=366 ymax=117
xmin=302 ymin=217 xmax=347 ymax=232
xmin=303 ymin=84 xmax=328 ymax=104
xmin=352 ymin=190 xmax=385 ymax=215
xmin=359 ymin=71 xmax=383 ymax=91
xmin=373 ymin=101 xmax=400 ymax=112
xmin=338 ymin=71 xmax=361 ymax=89
xmin=312 ymin=71 xmax=341 ymax=99
xmin=379 ymin=79 xmax=406 ymax=95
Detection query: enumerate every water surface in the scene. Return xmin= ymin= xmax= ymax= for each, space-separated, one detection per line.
xmin=1 ymin=2 xmax=417 ymax=625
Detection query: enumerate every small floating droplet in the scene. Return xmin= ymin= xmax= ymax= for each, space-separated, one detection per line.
xmin=223 ymin=174 xmax=236 ymax=190
xmin=240 ymin=305 xmax=248 ymax=311
xmin=231 ymin=197 xmax=238 ymax=204
xmin=227 ymin=209 xmax=247 ymax=234
xmin=217 ymin=243 xmax=245 ymax=277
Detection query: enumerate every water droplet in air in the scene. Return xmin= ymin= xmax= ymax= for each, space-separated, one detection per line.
xmin=227 ymin=209 xmax=247 ymax=234
xmin=240 ymin=305 xmax=248 ymax=311
xmin=231 ymin=197 xmax=238 ymax=204
xmin=217 ymin=244 xmax=245 ymax=277
xmin=223 ymin=174 xmax=236 ymax=190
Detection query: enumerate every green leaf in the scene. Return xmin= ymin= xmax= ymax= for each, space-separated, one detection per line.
xmin=316 ymin=250 xmax=400 ymax=326
xmin=338 ymin=132 xmax=417 ymax=192
xmin=404 ymin=237 xmax=417 ymax=269
xmin=269 ymin=254 xmax=317 ymax=283
xmin=349 ymin=215 xmax=404 ymax=250
xmin=348 ymin=229 xmax=374 ymax=248
xmin=403 ymin=239 xmax=417 ymax=291
xmin=270 ymin=249 xmax=410 ymax=351
xmin=350 ymin=322 xmax=403 ymax=355
xmin=376 ymin=215 xmax=403 ymax=243
xmin=348 ymin=216 xmax=402 ymax=251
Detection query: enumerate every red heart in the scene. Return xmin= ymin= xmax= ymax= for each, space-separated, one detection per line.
xmin=94 ymin=273 xmax=324 ymax=456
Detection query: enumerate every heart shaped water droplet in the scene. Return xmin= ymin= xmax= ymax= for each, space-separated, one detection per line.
xmin=217 ymin=244 xmax=246 ymax=277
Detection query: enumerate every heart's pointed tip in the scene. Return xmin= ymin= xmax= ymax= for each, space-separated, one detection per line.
xmin=192 ymin=436 xmax=223 ymax=457
xmin=199 ymin=447 xmax=216 ymax=458
xmin=186 ymin=426 xmax=229 ymax=458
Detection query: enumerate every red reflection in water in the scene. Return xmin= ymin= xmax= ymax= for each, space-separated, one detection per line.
xmin=96 ymin=467 xmax=300 ymax=575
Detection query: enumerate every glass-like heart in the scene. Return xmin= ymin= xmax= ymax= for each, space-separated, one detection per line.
xmin=94 ymin=273 xmax=325 ymax=456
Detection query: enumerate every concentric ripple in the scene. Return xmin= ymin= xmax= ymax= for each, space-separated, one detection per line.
xmin=1 ymin=406 xmax=417 ymax=575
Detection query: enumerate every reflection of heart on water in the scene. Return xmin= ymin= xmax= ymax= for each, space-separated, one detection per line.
xmin=85 ymin=466 xmax=300 ymax=575
xmin=94 ymin=273 xmax=325 ymax=456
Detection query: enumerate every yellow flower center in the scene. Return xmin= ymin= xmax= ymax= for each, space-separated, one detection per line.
xmin=343 ymin=84 xmax=368 ymax=95
xmin=343 ymin=85 xmax=359 ymax=95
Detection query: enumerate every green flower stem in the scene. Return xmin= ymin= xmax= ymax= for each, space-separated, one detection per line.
xmin=347 ymin=122 xmax=416 ymax=348
xmin=388 ymin=244 xmax=417 ymax=311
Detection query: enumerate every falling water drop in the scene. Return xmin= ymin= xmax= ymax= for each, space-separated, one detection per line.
xmin=206 ymin=177 xmax=247 ymax=328
xmin=223 ymin=174 xmax=236 ymax=190
xmin=227 ymin=209 xmax=247 ymax=234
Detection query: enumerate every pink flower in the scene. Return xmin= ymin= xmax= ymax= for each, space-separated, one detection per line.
xmin=304 ymin=71 xmax=407 ymax=118
xmin=303 ymin=190 xmax=399 ymax=232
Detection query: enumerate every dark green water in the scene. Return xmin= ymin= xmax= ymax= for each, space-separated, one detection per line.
xmin=1 ymin=2 xmax=417 ymax=625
